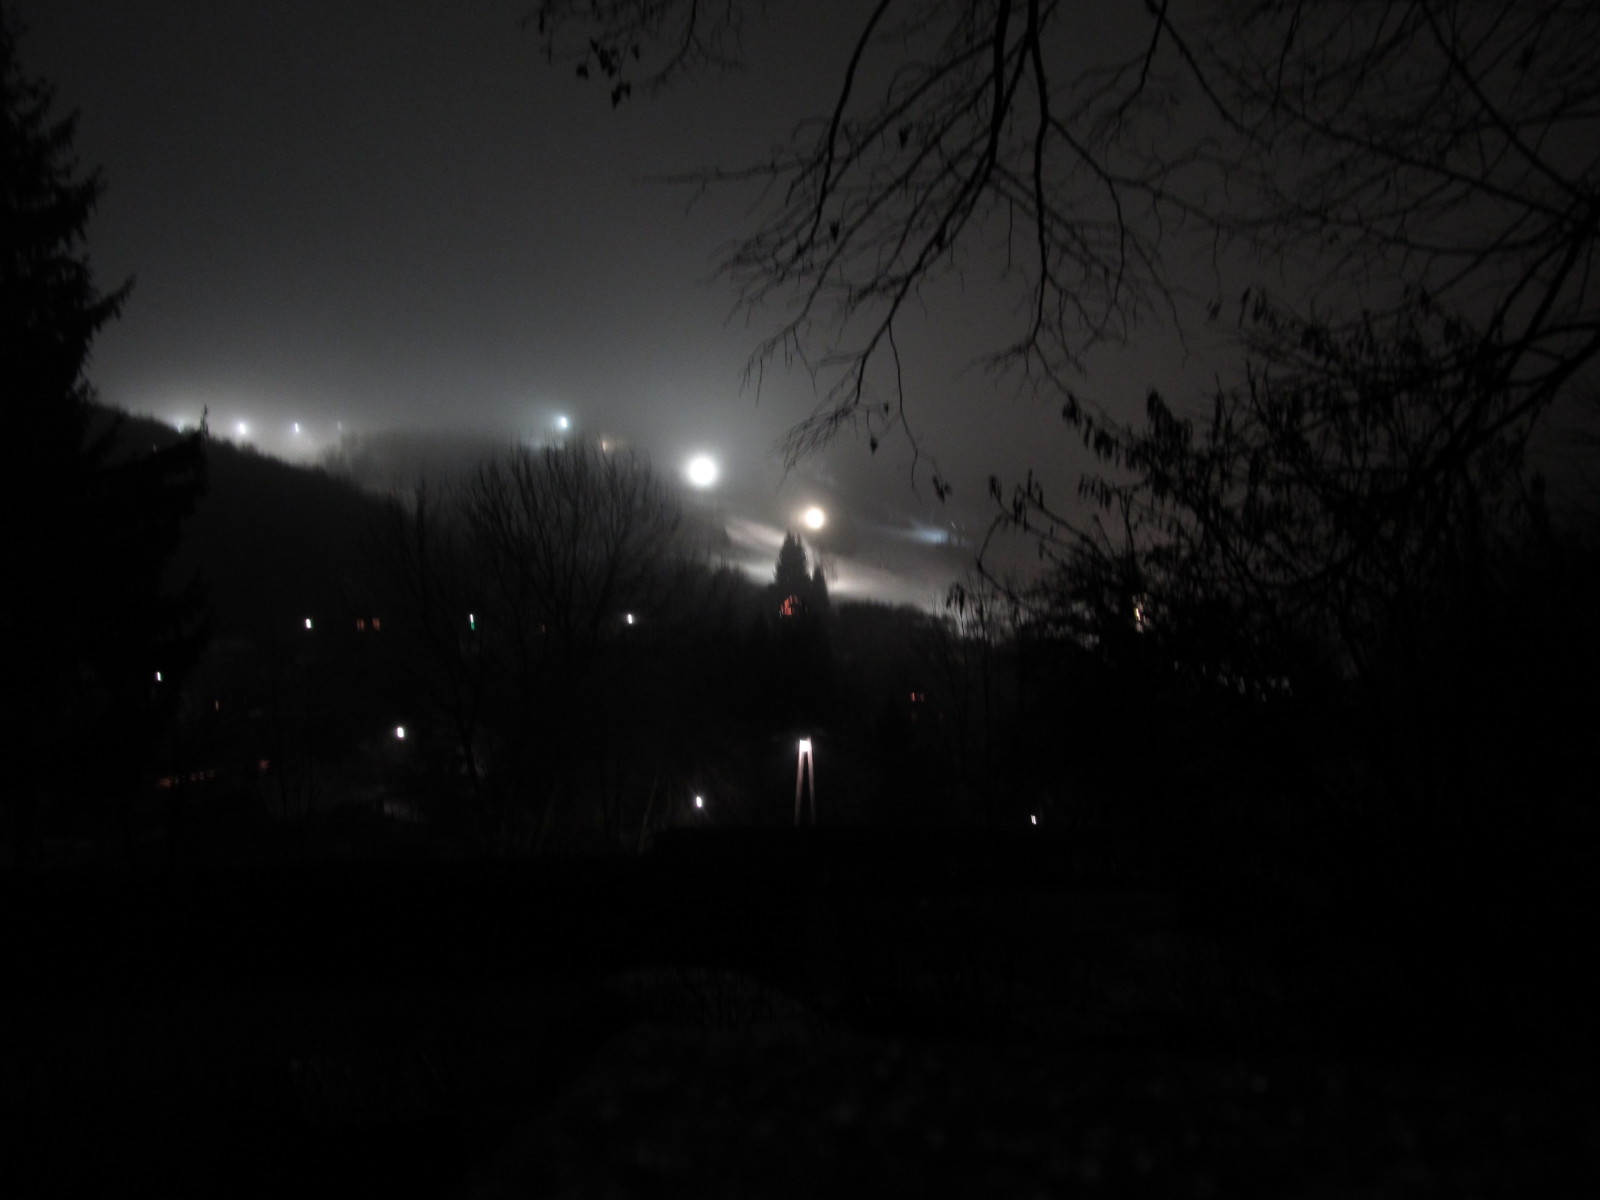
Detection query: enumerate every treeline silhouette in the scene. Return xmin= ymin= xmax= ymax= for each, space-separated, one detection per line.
xmin=16 ymin=409 xmax=1600 ymax=871
xmin=24 ymin=413 xmax=1074 ymax=866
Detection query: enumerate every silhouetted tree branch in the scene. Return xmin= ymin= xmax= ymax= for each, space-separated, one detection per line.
xmin=536 ymin=2 xmax=1599 ymax=817
xmin=537 ymin=0 xmax=1597 ymax=502
xmin=537 ymin=0 xmax=1178 ymax=478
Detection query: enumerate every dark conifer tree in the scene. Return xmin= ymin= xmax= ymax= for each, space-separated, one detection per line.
xmin=1 ymin=10 xmax=206 ymax=858
xmin=772 ymin=531 xmax=810 ymax=615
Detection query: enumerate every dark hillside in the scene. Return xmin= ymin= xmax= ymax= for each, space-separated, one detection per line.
xmin=107 ymin=410 xmax=391 ymax=637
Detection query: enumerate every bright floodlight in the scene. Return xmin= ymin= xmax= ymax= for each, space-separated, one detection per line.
xmin=798 ymin=737 xmax=812 ymax=754
xmin=803 ymin=506 xmax=826 ymax=531
xmin=235 ymin=421 xmax=250 ymax=438
xmin=556 ymin=414 xmax=570 ymax=431
xmin=686 ymin=454 xmax=718 ymax=488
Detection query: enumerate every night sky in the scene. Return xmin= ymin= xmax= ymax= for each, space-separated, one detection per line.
xmin=13 ymin=0 xmax=1212 ymax=606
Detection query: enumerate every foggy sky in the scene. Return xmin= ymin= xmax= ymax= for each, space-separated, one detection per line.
xmin=12 ymin=1 xmax=1211 ymax=605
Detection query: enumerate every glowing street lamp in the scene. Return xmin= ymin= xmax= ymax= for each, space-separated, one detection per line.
xmin=802 ymin=506 xmax=826 ymax=531
xmin=795 ymin=737 xmax=816 ymax=825
xmin=685 ymin=454 xmax=718 ymax=488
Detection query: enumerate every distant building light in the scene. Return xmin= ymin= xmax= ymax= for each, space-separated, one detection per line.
xmin=154 ymin=670 xmax=162 ymax=683
xmin=625 ymin=612 xmax=635 ymax=626
xmin=304 ymin=617 xmax=313 ymax=630
xmin=1030 ymin=814 xmax=1038 ymax=826
xmin=372 ymin=617 xmax=381 ymax=631
xmin=394 ymin=725 xmax=406 ymax=740
xmin=356 ymin=618 xmax=365 ymax=631
xmin=694 ymin=795 xmax=704 ymax=810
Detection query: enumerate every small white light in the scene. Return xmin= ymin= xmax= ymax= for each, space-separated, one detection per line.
xmin=292 ymin=422 xmax=302 ymax=435
xmin=394 ymin=725 xmax=406 ymax=740
xmin=236 ymin=421 xmax=250 ymax=438
xmin=154 ymin=670 xmax=162 ymax=683
xmin=468 ymin=612 xmax=476 ymax=630
xmin=694 ymin=795 xmax=704 ymax=810
xmin=1030 ymin=814 xmax=1038 ymax=826
xmin=304 ymin=617 xmax=313 ymax=630
xmin=799 ymin=738 xmax=812 ymax=754
xmin=625 ymin=613 xmax=635 ymax=626
xmin=556 ymin=415 xmax=570 ymax=431
xmin=803 ymin=506 xmax=826 ymax=531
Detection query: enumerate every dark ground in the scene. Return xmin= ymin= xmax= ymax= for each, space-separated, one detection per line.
xmin=4 ymin=829 xmax=1596 ymax=1197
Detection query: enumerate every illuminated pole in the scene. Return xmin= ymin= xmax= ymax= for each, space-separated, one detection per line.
xmin=794 ymin=737 xmax=816 ymax=825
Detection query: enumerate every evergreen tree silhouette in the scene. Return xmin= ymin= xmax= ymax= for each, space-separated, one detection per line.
xmin=773 ymin=531 xmax=810 ymax=616
xmin=1 ymin=11 xmax=207 ymax=861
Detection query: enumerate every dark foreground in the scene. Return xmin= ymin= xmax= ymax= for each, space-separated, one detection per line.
xmin=5 ymin=828 xmax=1597 ymax=1196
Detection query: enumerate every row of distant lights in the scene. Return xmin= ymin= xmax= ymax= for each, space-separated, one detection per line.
xmin=217 ymin=414 xmax=833 ymax=530
xmin=166 ymin=653 xmax=1029 ymax=828
xmin=304 ymin=612 xmax=643 ymax=635
xmin=217 ymin=419 xmax=341 ymax=439
xmin=167 ymin=620 xmax=1031 ymax=824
